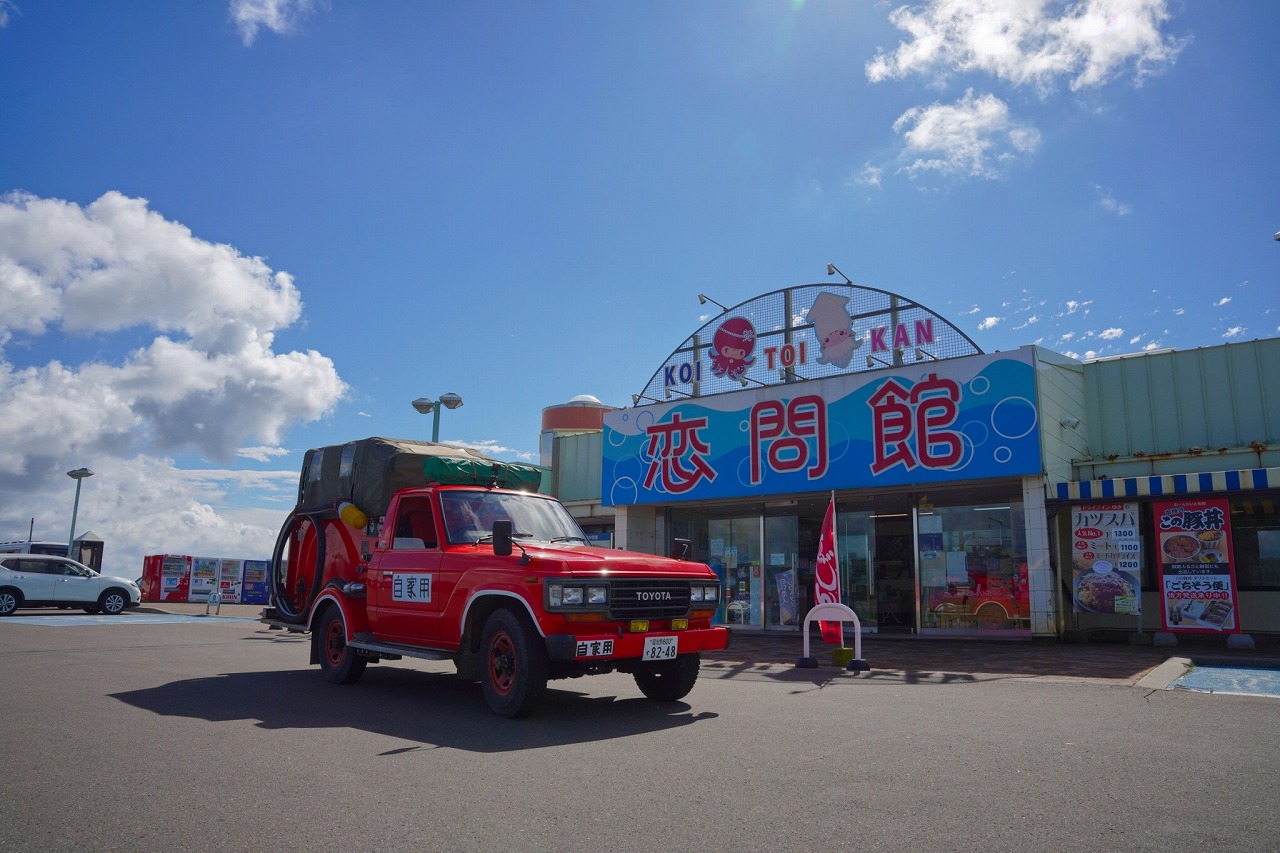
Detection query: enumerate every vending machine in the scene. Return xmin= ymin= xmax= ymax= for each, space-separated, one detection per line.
xmin=141 ymin=554 xmax=192 ymax=603
xmin=216 ymin=558 xmax=243 ymax=603
xmin=241 ymin=559 xmax=271 ymax=605
xmin=189 ymin=556 xmax=219 ymax=602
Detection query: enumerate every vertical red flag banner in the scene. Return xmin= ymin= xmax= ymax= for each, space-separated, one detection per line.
xmin=814 ymin=495 xmax=843 ymax=644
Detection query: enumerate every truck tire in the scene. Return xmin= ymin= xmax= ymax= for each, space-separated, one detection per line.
xmin=480 ymin=608 xmax=548 ymax=718
xmin=318 ymin=607 xmax=367 ymax=685
xmin=634 ymin=654 xmax=700 ymax=702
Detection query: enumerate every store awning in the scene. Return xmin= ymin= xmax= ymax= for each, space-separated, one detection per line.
xmin=1049 ymin=467 xmax=1280 ymax=502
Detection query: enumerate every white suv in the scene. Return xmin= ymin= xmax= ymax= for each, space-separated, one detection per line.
xmin=0 ymin=555 xmax=141 ymax=616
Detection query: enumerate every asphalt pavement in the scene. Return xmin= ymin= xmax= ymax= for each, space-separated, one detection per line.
xmin=4 ymin=607 xmax=1280 ymax=851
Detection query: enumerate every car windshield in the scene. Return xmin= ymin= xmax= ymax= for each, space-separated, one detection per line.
xmin=439 ymin=490 xmax=586 ymax=545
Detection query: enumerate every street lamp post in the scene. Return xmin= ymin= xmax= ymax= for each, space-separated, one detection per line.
xmin=66 ymin=467 xmax=94 ymax=558
xmin=411 ymin=393 xmax=464 ymax=442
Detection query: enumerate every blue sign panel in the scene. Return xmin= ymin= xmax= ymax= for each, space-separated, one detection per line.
xmin=603 ymin=350 xmax=1041 ymax=506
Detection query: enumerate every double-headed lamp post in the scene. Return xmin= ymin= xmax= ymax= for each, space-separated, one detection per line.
xmin=411 ymin=393 xmax=464 ymax=442
xmin=66 ymin=467 xmax=94 ymax=557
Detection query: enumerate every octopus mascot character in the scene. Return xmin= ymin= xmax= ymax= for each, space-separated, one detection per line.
xmin=710 ymin=316 xmax=756 ymax=381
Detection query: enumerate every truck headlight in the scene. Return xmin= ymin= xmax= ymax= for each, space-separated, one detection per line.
xmin=547 ymin=581 xmax=608 ymax=610
xmin=691 ymin=584 xmax=719 ymax=602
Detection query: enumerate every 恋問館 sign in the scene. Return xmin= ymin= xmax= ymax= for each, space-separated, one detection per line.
xmin=603 ymin=349 xmax=1041 ymax=505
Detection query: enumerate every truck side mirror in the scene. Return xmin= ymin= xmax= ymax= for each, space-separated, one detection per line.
xmin=492 ymin=520 xmax=513 ymax=557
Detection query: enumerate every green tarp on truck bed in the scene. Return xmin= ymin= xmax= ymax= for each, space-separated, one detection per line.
xmin=297 ymin=437 xmax=543 ymax=517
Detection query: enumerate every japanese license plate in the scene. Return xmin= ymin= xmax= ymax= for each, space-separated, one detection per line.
xmin=642 ymin=636 xmax=678 ymax=661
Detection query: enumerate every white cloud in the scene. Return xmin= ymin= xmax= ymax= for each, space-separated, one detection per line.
xmin=237 ymin=445 xmax=290 ymax=462
xmin=1214 ymin=296 xmax=1232 ymax=307
xmin=853 ymin=163 xmax=883 ymax=188
xmin=1223 ymin=326 xmax=1245 ymax=339
xmin=893 ymin=90 xmax=1041 ymax=179
xmin=866 ymin=0 xmax=1186 ymax=92
xmin=447 ymin=438 xmax=537 ymax=464
xmin=978 ymin=316 xmax=1002 ymax=331
xmin=0 ymin=191 xmax=347 ymax=575
xmin=1098 ymin=327 xmax=1124 ymax=339
xmin=0 ymin=0 xmax=17 ymax=28
xmin=230 ymin=0 xmax=322 ymax=46
xmin=1093 ymin=183 xmax=1132 ymax=215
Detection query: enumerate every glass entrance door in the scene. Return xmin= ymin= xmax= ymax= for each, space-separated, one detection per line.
xmin=764 ymin=516 xmax=800 ymax=629
xmin=709 ymin=516 xmax=762 ymax=628
xmin=872 ymin=514 xmax=915 ymax=632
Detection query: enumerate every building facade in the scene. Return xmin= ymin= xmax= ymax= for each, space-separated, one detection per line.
xmin=546 ymin=282 xmax=1279 ymax=640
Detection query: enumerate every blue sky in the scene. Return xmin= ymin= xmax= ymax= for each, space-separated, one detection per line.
xmin=1 ymin=0 xmax=1277 ymax=574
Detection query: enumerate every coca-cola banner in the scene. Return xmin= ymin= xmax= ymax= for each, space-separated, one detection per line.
xmin=1152 ymin=497 xmax=1240 ymax=634
xmin=814 ymin=495 xmax=842 ymax=645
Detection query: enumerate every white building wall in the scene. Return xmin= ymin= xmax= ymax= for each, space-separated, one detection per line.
xmin=1022 ymin=474 xmax=1057 ymax=636
xmin=1029 ymin=345 xmax=1087 ymax=485
xmin=613 ymin=504 xmax=659 ymax=555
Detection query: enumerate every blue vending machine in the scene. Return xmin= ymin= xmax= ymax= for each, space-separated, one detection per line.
xmin=241 ymin=559 xmax=271 ymax=605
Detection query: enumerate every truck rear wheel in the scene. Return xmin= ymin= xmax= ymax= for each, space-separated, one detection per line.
xmin=318 ymin=607 xmax=366 ymax=685
xmin=480 ymin=609 xmax=548 ymax=718
xmin=634 ymin=654 xmax=700 ymax=702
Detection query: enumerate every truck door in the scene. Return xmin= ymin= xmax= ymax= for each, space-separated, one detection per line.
xmin=367 ymin=497 xmax=444 ymax=645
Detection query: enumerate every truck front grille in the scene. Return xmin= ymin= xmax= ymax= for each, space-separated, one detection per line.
xmin=609 ymin=579 xmax=691 ymax=620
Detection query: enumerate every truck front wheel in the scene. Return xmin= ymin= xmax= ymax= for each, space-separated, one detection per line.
xmin=318 ymin=607 xmax=367 ymax=685
xmin=480 ymin=609 xmax=548 ymax=718
xmin=634 ymin=654 xmax=700 ymax=702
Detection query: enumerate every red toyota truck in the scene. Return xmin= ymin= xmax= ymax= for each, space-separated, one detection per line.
xmin=265 ymin=437 xmax=728 ymax=717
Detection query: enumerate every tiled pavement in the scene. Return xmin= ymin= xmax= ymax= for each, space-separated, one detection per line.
xmin=141 ymin=603 xmax=1280 ymax=687
xmin=701 ymin=629 xmax=1280 ymax=686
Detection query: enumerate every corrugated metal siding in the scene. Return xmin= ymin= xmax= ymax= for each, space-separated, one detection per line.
xmin=553 ymin=432 xmax=603 ymax=502
xmin=1032 ymin=348 xmax=1086 ymax=483
xmin=1085 ymin=339 xmax=1280 ymax=459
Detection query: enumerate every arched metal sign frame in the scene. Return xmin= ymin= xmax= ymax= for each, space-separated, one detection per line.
xmin=634 ymin=282 xmax=984 ymax=403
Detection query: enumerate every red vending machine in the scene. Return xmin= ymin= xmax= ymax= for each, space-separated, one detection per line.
xmin=141 ymin=554 xmax=192 ymax=603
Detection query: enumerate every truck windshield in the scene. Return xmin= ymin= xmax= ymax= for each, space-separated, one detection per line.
xmin=439 ymin=490 xmax=587 ymax=545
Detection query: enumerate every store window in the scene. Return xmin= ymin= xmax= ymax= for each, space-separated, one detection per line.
xmin=1231 ymin=500 xmax=1280 ymax=590
xmin=918 ymin=501 xmax=1028 ymax=633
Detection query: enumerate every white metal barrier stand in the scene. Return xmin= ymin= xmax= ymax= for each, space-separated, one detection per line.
xmin=795 ymin=602 xmax=870 ymax=671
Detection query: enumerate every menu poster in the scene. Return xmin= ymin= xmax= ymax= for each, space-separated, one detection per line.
xmin=1070 ymin=503 xmax=1141 ymax=616
xmin=1152 ymin=497 xmax=1240 ymax=634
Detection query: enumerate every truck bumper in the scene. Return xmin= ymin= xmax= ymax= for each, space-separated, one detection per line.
xmin=545 ymin=626 xmax=729 ymax=663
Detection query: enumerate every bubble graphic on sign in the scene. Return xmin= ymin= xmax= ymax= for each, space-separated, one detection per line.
xmin=990 ymin=395 xmax=1038 ymax=439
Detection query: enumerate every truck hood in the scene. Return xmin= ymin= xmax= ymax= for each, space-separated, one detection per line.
xmin=522 ymin=543 xmax=715 ymax=579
